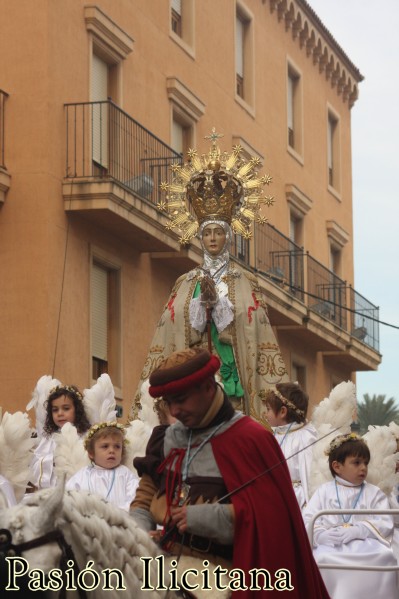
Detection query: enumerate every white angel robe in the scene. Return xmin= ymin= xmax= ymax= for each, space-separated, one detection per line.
xmin=30 ymin=430 xmax=87 ymax=489
xmin=0 ymin=474 xmax=17 ymax=507
xmin=66 ymin=464 xmax=139 ymax=512
xmin=29 ymin=436 xmax=57 ymax=489
xmin=303 ymin=477 xmax=398 ymax=599
xmin=389 ymin=487 xmax=399 ymax=562
xmin=273 ymin=421 xmax=317 ymax=509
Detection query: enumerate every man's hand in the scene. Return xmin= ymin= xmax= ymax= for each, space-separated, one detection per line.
xmin=170 ymin=504 xmax=188 ymax=534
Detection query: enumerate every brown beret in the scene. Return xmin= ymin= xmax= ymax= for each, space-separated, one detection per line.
xmin=149 ymin=348 xmax=220 ymax=398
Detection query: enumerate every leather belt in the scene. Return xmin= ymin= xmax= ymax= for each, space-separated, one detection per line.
xmin=180 ymin=533 xmax=233 ymax=560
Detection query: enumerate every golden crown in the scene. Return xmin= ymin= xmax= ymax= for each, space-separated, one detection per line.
xmin=159 ymin=128 xmax=274 ymax=245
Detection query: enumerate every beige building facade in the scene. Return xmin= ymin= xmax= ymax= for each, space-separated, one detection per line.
xmin=0 ymin=0 xmax=380 ymax=417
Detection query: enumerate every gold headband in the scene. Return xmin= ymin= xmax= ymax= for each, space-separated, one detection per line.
xmin=263 ymin=387 xmax=305 ymax=418
xmin=325 ymin=432 xmax=363 ymax=456
xmin=49 ymin=385 xmax=83 ymax=401
xmin=84 ymin=421 xmax=126 ymax=450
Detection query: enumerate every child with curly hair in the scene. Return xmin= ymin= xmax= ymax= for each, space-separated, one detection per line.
xmin=30 ymin=385 xmax=91 ymax=489
xmin=303 ymin=433 xmax=398 ymax=599
xmin=66 ymin=422 xmax=139 ymax=511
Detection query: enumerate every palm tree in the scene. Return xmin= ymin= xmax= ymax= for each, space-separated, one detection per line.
xmin=356 ymin=394 xmax=399 ymax=434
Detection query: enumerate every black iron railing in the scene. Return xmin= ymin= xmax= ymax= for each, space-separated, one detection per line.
xmin=254 ymin=223 xmax=305 ymax=301
xmin=252 ymin=222 xmax=378 ymax=350
xmin=348 ymin=287 xmax=379 ymax=352
xmin=64 ymin=100 xmax=182 ymax=205
xmin=63 ymin=101 xmax=379 ymax=351
xmin=0 ymin=89 xmax=9 ymax=169
xmin=231 ymin=235 xmax=250 ymax=265
xmin=307 ymin=253 xmax=347 ymax=330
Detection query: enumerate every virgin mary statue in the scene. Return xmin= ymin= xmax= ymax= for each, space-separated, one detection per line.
xmin=130 ymin=130 xmax=288 ymax=426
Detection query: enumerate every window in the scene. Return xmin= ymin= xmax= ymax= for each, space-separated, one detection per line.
xmin=326 ymin=220 xmax=349 ymax=275
xmin=166 ymin=77 xmax=205 ymax=158
xmin=329 ymin=244 xmax=341 ymax=277
xmin=327 ymin=109 xmax=340 ymax=191
xmin=170 ymin=0 xmax=194 ymax=53
xmin=236 ymin=13 xmax=245 ymax=98
xmin=232 ymin=234 xmax=249 ymax=263
xmin=84 ymin=6 xmax=133 ymax=174
xmin=288 ymin=212 xmax=302 ymax=291
xmin=91 ymin=260 xmax=121 ymax=385
xmin=171 ymin=112 xmax=193 ymax=157
xmin=289 ymin=212 xmax=302 ymax=247
xmin=287 ymin=62 xmax=302 ymax=156
xmin=0 ymin=89 xmax=10 ymax=203
xmin=291 ymin=362 xmax=306 ymax=390
xmin=0 ymin=89 xmax=8 ymax=169
xmin=91 ymin=54 xmax=109 ymax=169
xmin=171 ymin=0 xmax=182 ymax=36
xmin=287 ymin=73 xmax=296 ymax=147
xmin=235 ymin=4 xmax=254 ymax=108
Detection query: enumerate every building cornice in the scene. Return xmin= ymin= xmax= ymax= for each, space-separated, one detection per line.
xmin=84 ymin=5 xmax=134 ymax=60
xmin=264 ymin=0 xmax=363 ymax=108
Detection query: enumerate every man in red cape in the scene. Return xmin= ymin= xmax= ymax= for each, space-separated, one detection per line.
xmin=131 ymin=348 xmax=330 ymax=598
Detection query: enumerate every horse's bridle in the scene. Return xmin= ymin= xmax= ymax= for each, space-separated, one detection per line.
xmin=0 ymin=527 xmax=87 ymax=599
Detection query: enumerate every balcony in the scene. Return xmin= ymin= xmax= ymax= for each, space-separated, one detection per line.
xmin=63 ymin=101 xmax=380 ymax=370
xmin=0 ymin=89 xmax=11 ymax=204
xmin=63 ymin=100 xmax=199 ymax=260
xmin=249 ymin=222 xmax=380 ymax=370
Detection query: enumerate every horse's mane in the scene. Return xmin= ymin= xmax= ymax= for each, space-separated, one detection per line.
xmin=24 ymin=488 xmax=164 ymax=597
xmin=20 ymin=489 xmax=231 ymax=599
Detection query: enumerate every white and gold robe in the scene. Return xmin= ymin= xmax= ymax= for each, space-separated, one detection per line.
xmin=130 ymin=263 xmax=288 ymax=425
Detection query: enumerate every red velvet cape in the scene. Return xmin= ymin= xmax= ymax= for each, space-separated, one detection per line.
xmin=211 ymin=416 xmax=330 ymax=598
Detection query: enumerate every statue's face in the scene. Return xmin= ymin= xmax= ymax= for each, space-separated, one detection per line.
xmin=201 ymin=224 xmax=226 ymax=256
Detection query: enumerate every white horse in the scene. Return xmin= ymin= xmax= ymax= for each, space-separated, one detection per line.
xmin=0 ymin=483 xmax=229 ymax=598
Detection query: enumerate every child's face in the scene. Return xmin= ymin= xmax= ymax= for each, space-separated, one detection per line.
xmin=333 ymin=455 xmax=368 ymax=486
xmin=90 ymin=434 xmax=123 ymax=469
xmin=262 ymin=403 xmax=287 ymax=427
xmin=51 ymin=395 xmax=76 ymax=429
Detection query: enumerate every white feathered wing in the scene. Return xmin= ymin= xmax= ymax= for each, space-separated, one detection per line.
xmin=82 ymin=373 xmax=117 ymax=425
xmin=53 ymin=423 xmax=90 ymax=481
xmin=364 ymin=422 xmax=399 ymax=495
xmin=0 ymin=411 xmax=36 ymax=501
xmin=309 ymin=381 xmax=357 ymax=496
xmin=124 ymin=380 xmax=159 ymax=474
xmin=26 ymin=374 xmax=62 ymax=438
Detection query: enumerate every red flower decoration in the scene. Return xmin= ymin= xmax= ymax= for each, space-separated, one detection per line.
xmin=247 ymin=292 xmax=260 ymax=323
xmin=167 ymin=293 xmax=177 ymax=323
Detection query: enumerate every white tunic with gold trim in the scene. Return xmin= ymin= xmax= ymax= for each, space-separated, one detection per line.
xmin=131 ymin=263 xmax=288 ymax=425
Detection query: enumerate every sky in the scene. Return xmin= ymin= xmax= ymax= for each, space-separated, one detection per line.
xmin=306 ymin=0 xmax=399 ymax=404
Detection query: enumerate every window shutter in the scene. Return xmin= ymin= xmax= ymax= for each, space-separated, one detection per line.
xmin=327 ymin=118 xmax=333 ymax=170
xmin=91 ymin=54 xmax=109 ymax=167
xmin=172 ymin=0 xmax=182 ymax=15
xmin=172 ymin=119 xmax=184 ymax=154
xmin=236 ymin=16 xmax=244 ymax=77
xmin=91 ymin=54 xmax=108 ymax=102
xmin=91 ymin=263 xmax=108 ymax=361
xmin=287 ymin=75 xmax=294 ymax=130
